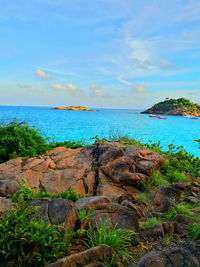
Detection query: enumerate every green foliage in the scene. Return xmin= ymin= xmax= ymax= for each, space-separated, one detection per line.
xmin=148 ymin=98 xmax=200 ymax=113
xmin=165 ymin=204 xmax=195 ymax=219
xmin=150 ymin=170 xmax=169 ymax=187
xmin=137 ymin=193 xmax=147 ymax=203
xmin=49 ymin=140 xmax=85 ymax=149
xmin=78 ymin=208 xmax=92 ymax=221
xmin=141 ymin=218 xmax=162 ymax=228
xmin=0 ymin=205 xmax=68 ymax=266
xmin=84 ymin=219 xmax=134 ymax=261
xmin=0 ymin=121 xmax=49 ymax=163
xmin=12 ymin=182 xmax=83 ymax=203
xmin=191 ymin=222 xmax=200 ymax=240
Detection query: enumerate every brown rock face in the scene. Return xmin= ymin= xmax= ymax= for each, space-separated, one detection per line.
xmin=30 ymin=198 xmax=78 ymax=231
xmin=0 ymin=143 xmax=165 ymax=198
xmin=47 ymin=245 xmax=115 ymax=267
xmin=137 ymin=241 xmax=200 ymax=267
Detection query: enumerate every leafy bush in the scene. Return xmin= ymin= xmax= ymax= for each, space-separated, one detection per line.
xmin=191 ymin=222 xmax=200 ymax=240
xmin=12 ymin=182 xmax=83 ymax=203
xmin=0 ymin=205 xmax=68 ymax=266
xmin=0 ymin=121 xmax=48 ymax=163
xmin=141 ymin=218 xmax=162 ymax=228
xmin=84 ymin=219 xmax=134 ymax=261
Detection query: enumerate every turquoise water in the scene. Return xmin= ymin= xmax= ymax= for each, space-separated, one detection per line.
xmin=0 ymin=105 xmax=200 ymax=157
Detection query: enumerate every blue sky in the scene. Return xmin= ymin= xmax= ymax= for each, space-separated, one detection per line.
xmin=1 ymin=0 xmax=200 ymax=108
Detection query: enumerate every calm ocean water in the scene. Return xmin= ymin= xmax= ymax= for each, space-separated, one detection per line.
xmin=0 ymin=105 xmax=200 ymax=157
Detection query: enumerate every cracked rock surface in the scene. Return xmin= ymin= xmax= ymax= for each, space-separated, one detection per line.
xmin=0 ymin=142 xmax=165 ymax=198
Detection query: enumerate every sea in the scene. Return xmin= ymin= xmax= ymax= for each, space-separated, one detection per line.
xmin=0 ymin=105 xmax=200 ymax=157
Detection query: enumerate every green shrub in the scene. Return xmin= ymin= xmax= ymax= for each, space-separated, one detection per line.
xmin=0 ymin=205 xmax=68 ymax=266
xmin=12 ymin=182 xmax=83 ymax=203
xmin=150 ymin=170 xmax=169 ymax=187
xmin=84 ymin=219 xmax=134 ymax=261
xmin=165 ymin=204 xmax=195 ymax=219
xmin=166 ymin=170 xmax=189 ymax=182
xmin=0 ymin=121 xmax=48 ymax=163
xmin=141 ymin=218 xmax=162 ymax=228
xmin=191 ymin=222 xmax=200 ymax=240
xmin=49 ymin=140 xmax=85 ymax=149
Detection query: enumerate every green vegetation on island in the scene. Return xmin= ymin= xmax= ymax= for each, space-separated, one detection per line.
xmin=141 ymin=97 xmax=200 ymax=116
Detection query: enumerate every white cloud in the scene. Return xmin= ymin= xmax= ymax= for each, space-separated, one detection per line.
xmin=35 ymin=69 xmax=56 ymax=80
xmin=49 ymin=83 xmax=77 ymax=91
xmin=90 ymin=84 xmax=104 ymax=97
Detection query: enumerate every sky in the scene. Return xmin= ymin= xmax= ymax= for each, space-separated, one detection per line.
xmin=1 ymin=0 xmax=200 ymax=109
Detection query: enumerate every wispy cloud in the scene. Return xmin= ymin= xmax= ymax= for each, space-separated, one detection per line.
xmin=49 ymin=83 xmax=77 ymax=91
xmin=35 ymin=69 xmax=57 ymax=80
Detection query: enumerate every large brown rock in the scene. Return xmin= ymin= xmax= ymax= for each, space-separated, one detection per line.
xmin=47 ymin=245 xmax=115 ymax=267
xmin=90 ymin=202 xmax=139 ymax=231
xmin=30 ymin=198 xmax=78 ymax=231
xmin=0 ymin=180 xmax=21 ymax=197
xmin=0 ymin=143 xmax=165 ymax=198
xmin=0 ymin=197 xmax=14 ymax=214
xmin=137 ymin=241 xmax=200 ymax=267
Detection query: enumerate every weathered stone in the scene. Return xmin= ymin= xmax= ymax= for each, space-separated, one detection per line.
xmin=141 ymin=224 xmax=164 ymax=239
xmin=137 ymin=241 xmax=200 ymax=267
xmin=121 ymin=200 xmax=144 ymax=218
xmin=48 ymin=198 xmax=78 ymax=231
xmin=118 ymin=193 xmax=139 ymax=204
xmin=174 ymin=214 xmax=198 ymax=234
xmin=30 ymin=198 xmax=51 ymax=223
xmin=0 ymin=180 xmax=21 ymax=197
xmin=159 ymin=197 xmax=171 ymax=212
xmin=0 ymin=143 xmax=165 ymax=199
xmin=162 ymin=222 xmax=176 ymax=235
xmin=0 ymin=197 xmax=14 ymax=214
xmin=137 ymin=250 xmax=168 ymax=267
xmin=47 ymin=245 xmax=115 ymax=267
xmin=91 ymin=202 xmax=139 ymax=231
xmin=154 ymin=186 xmax=181 ymax=205
xmin=75 ymin=196 xmax=110 ymax=210
xmin=173 ymin=182 xmax=191 ymax=190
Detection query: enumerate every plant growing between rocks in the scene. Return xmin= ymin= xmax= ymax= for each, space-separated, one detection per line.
xmin=84 ymin=219 xmax=135 ymax=263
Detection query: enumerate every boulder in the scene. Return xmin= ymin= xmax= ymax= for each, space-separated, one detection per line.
xmin=30 ymin=198 xmax=78 ymax=231
xmin=0 ymin=197 xmax=14 ymax=214
xmin=137 ymin=241 xmax=200 ymax=267
xmin=48 ymin=198 xmax=78 ymax=231
xmin=154 ymin=185 xmax=181 ymax=205
xmin=90 ymin=202 xmax=139 ymax=231
xmin=0 ymin=143 xmax=165 ymax=198
xmin=75 ymin=196 xmax=110 ymax=210
xmin=0 ymin=180 xmax=21 ymax=197
xmin=47 ymin=245 xmax=115 ymax=267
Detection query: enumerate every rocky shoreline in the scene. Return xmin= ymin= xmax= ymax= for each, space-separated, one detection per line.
xmin=0 ymin=142 xmax=200 ymax=266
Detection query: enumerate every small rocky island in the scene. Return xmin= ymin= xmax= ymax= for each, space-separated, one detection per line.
xmin=51 ymin=106 xmax=97 ymax=111
xmin=141 ymin=98 xmax=200 ymax=116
